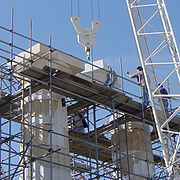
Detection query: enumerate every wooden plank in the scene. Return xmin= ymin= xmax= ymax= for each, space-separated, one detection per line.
xmin=69 ymin=129 xmax=164 ymax=165
xmin=0 ymin=67 xmax=179 ymax=132
xmin=69 ymin=129 xmax=112 ymax=162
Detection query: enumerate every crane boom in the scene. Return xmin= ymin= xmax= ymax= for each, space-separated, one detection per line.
xmin=126 ymin=0 xmax=180 ymax=179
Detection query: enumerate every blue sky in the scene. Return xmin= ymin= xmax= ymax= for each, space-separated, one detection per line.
xmin=0 ymin=0 xmax=178 ymax=102
xmin=0 ymin=0 xmax=179 ymax=110
xmin=0 ymin=0 xmax=180 ymax=75
xmin=0 ymin=0 xmax=179 ymax=105
xmin=0 ymin=1 xmax=180 ymax=179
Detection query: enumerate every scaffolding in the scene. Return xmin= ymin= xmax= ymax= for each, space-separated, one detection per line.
xmin=0 ymin=11 xmax=180 ymax=180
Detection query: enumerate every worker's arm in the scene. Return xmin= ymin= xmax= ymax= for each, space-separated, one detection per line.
xmin=126 ymin=71 xmax=138 ymax=78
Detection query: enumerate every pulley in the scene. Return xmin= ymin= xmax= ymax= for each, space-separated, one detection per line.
xmin=70 ymin=0 xmax=101 ymax=61
xmin=71 ymin=15 xmax=100 ymax=60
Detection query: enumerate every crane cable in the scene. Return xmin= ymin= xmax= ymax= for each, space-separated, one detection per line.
xmin=70 ymin=0 xmax=101 ymax=62
xmin=70 ymin=0 xmax=80 ymax=17
xmin=70 ymin=0 xmax=101 ymax=21
xmin=97 ymin=0 xmax=101 ymax=21
xmin=90 ymin=0 xmax=101 ymax=64
xmin=91 ymin=0 xmax=101 ymax=21
xmin=77 ymin=0 xmax=80 ymax=17
xmin=70 ymin=0 xmax=72 ymax=17
xmin=91 ymin=0 xmax=94 ymax=21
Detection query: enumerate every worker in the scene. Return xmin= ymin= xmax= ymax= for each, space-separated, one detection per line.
xmin=105 ymin=66 xmax=117 ymax=88
xmin=158 ymin=83 xmax=169 ymax=113
xmin=126 ymin=66 xmax=149 ymax=106
xmin=73 ymin=109 xmax=88 ymax=133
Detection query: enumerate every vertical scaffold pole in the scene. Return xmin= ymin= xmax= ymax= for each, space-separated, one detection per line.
xmin=93 ymin=104 xmax=99 ymax=178
xmin=8 ymin=9 xmax=14 ymax=179
xmin=49 ymin=36 xmax=53 ymax=180
xmin=0 ymin=67 xmax=2 ymax=179
xmin=29 ymin=19 xmax=33 ymax=180
xmin=112 ymin=97 xmax=120 ymax=179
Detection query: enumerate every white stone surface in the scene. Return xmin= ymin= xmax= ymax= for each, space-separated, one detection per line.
xmin=20 ymin=89 xmax=72 ymax=180
xmin=77 ymin=59 xmax=121 ymax=89
xmin=112 ymin=150 xmax=154 ymax=178
xmin=23 ymin=161 xmax=71 ymax=180
xmin=110 ymin=114 xmax=155 ymax=180
xmin=9 ymin=43 xmax=85 ymax=75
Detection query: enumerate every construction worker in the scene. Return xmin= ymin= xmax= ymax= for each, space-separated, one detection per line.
xmin=105 ymin=66 xmax=117 ymax=88
xmin=72 ymin=109 xmax=88 ymax=133
xmin=126 ymin=66 xmax=149 ymax=106
xmin=158 ymin=84 xmax=169 ymax=113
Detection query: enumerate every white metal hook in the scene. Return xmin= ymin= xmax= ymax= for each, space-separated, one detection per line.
xmin=71 ymin=15 xmax=100 ymax=59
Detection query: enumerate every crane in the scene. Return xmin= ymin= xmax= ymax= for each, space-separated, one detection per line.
xmin=126 ymin=0 xmax=180 ymax=179
xmin=71 ymin=0 xmax=180 ymax=179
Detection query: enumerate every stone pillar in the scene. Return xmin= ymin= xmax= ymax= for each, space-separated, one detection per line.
xmin=20 ymin=89 xmax=72 ymax=180
xmin=111 ymin=120 xmax=154 ymax=180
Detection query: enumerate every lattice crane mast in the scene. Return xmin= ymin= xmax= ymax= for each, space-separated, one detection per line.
xmin=126 ymin=0 xmax=180 ymax=179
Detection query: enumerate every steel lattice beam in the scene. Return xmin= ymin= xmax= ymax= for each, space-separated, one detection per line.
xmin=126 ymin=0 xmax=180 ymax=178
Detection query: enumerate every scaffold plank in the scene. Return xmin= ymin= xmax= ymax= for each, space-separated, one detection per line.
xmin=0 ymin=67 xmax=180 ymax=133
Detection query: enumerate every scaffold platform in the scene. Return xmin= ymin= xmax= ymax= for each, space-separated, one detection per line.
xmin=0 ymin=66 xmax=179 ymax=167
xmin=0 ymin=67 xmax=180 ymax=129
